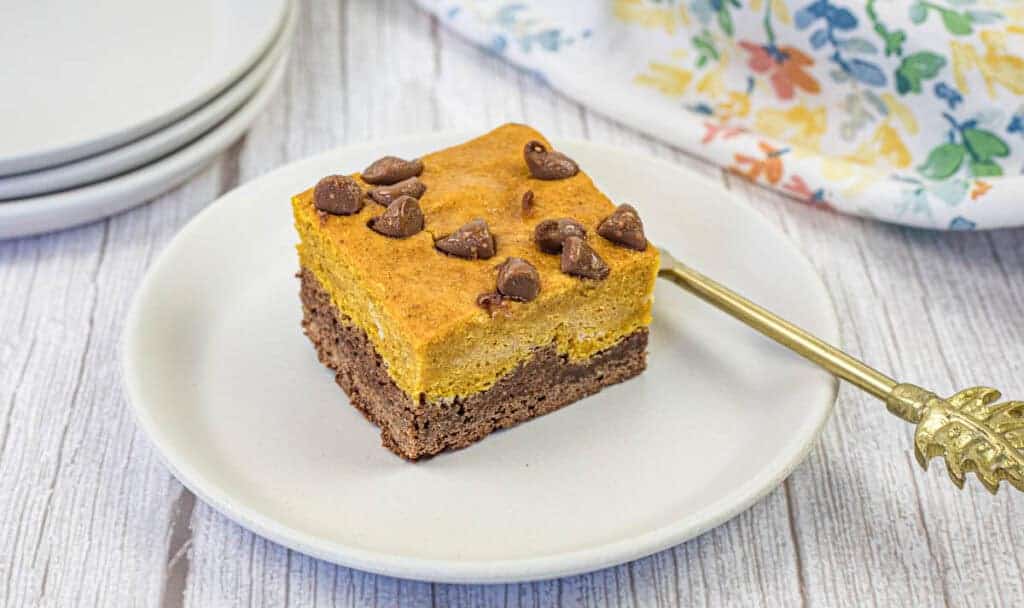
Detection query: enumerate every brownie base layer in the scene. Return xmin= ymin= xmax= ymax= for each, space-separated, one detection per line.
xmin=299 ymin=268 xmax=648 ymax=460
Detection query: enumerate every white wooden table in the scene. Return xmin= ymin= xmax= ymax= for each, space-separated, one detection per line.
xmin=2 ymin=2 xmax=1022 ymax=606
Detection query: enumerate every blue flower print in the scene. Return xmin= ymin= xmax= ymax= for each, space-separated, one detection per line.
xmin=934 ymin=82 xmax=963 ymax=110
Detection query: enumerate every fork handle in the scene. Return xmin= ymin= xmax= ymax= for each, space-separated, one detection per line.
xmin=658 ymin=257 xmax=1024 ymax=494
xmin=658 ymin=260 xmax=897 ymax=399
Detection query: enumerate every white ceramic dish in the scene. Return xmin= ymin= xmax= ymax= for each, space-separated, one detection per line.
xmin=0 ymin=0 xmax=288 ymax=174
xmin=122 ymin=135 xmax=839 ymax=583
xmin=0 ymin=2 xmax=296 ymax=201
xmin=0 ymin=49 xmax=289 ymax=240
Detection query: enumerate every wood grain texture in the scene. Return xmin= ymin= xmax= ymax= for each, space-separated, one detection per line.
xmin=0 ymin=0 xmax=1021 ymax=606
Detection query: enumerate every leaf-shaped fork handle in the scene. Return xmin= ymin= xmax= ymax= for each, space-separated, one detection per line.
xmin=658 ymin=248 xmax=1024 ymax=494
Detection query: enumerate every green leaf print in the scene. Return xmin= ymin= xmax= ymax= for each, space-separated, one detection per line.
xmin=906 ymin=52 xmax=945 ymax=76
xmin=895 ymin=51 xmax=946 ymax=94
xmin=909 ymin=3 xmax=927 ymax=25
xmin=962 ymin=128 xmax=1010 ymax=160
xmin=941 ymin=9 xmax=973 ymax=35
xmin=692 ymin=30 xmax=718 ymax=69
xmin=866 ymin=0 xmax=906 ymax=56
xmin=969 ymin=159 xmax=1003 ymax=178
xmin=910 ymin=3 xmax=978 ymax=36
xmin=919 ymin=143 xmax=966 ymax=180
xmin=717 ymin=7 xmax=734 ymax=36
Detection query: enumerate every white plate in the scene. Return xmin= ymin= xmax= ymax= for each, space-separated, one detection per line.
xmin=122 ymin=136 xmax=840 ymax=583
xmin=0 ymin=48 xmax=289 ymax=240
xmin=0 ymin=0 xmax=288 ymax=175
xmin=0 ymin=3 xmax=296 ymax=201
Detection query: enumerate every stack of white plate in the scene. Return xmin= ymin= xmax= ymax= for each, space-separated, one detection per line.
xmin=0 ymin=0 xmax=295 ymax=239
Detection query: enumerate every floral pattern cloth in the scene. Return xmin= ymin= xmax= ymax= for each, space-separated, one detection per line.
xmin=416 ymin=0 xmax=1024 ymax=230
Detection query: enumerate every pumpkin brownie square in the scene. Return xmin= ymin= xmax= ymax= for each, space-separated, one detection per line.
xmin=292 ymin=124 xmax=659 ymax=459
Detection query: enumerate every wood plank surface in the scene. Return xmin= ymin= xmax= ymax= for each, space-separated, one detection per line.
xmin=0 ymin=1 xmax=1020 ymax=606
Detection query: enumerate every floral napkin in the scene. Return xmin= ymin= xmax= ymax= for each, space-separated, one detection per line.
xmin=416 ymin=0 xmax=1024 ymax=230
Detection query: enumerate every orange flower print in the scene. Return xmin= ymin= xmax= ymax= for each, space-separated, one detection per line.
xmin=730 ymin=141 xmax=786 ymax=185
xmin=783 ymin=174 xmax=827 ymax=206
xmin=783 ymin=174 xmax=812 ymax=198
xmin=701 ymin=121 xmax=744 ymax=144
xmin=739 ymin=42 xmax=821 ymax=100
xmin=970 ymin=180 xmax=992 ymax=201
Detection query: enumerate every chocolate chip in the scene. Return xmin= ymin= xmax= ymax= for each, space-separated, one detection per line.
xmin=598 ymin=204 xmax=647 ymax=251
xmin=369 ymin=177 xmax=427 ymax=206
xmin=476 ymin=292 xmax=510 ymax=317
xmin=368 ymin=195 xmax=424 ymax=238
xmin=361 ymin=156 xmax=424 ymax=185
xmin=435 ymin=218 xmax=496 ymax=260
xmin=496 ymin=257 xmax=541 ymax=302
xmin=521 ymin=190 xmax=535 ymax=218
xmin=314 ymin=175 xmax=364 ymax=215
xmin=523 ymin=140 xmax=578 ymax=180
xmin=534 ymin=218 xmax=587 ymax=254
xmin=561 ymin=236 xmax=610 ymax=280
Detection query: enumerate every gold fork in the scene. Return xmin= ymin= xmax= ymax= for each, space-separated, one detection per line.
xmin=658 ymin=247 xmax=1024 ymax=494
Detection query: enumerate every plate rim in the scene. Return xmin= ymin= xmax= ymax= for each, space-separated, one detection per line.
xmin=0 ymin=26 xmax=293 ymax=240
xmin=0 ymin=0 xmax=290 ymax=174
xmin=121 ymin=134 xmax=840 ymax=583
xmin=0 ymin=0 xmax=296 ymax=200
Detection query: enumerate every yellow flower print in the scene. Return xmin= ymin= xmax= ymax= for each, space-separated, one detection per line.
xmin=819 ymin=156 xmax=886 ymax=197
xmin=874 ymin=124 xmax=912 ymax=168
xmin=754 ymin=105 xmax=827 ymax=151
xmin=696 ymin=53 xmax=729 ymax=98
xmin=613 ymin=0 xmax=690 ymax=34
xmin=880 ymin=94 xmax=918 ymax=135
xmin=717 ymin=91 xmax=751 ymax=121
xmin=950 ymin=30 xmax=1024 ymax=97
xmin=696 ymin=70 xmax=725 ymax=99
xmin=845 ymin=123 xmax=912 ymax=169
xmin=819 ymin=121 xmax=910 ymax=196
xmin=1003 ymin=5 xmax=1024 ymax=27
xmin=773 ymin=0 xmax=791 ymax=25
xmin=694 ymin=52 xmax=748 ymax=119
xmin=749 ymin=0 xmax=790 ymax=23
xmin=821 ymin=156 xmax=856 ymax=181
xmin=635 ymin=62 xmax=693 ymax=96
